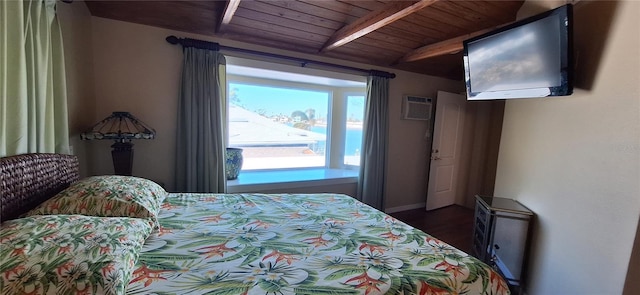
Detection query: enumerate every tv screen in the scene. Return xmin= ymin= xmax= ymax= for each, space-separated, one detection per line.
xmin=463 ymin=4 xmax=573 ymax=100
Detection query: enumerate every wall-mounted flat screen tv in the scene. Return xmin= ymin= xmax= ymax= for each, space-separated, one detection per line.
xmin=463 ymin=4 xmax=573 ymax=100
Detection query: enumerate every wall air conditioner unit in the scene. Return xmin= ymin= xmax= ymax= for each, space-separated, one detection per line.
xmin=402 ymin=95 xmax=432 ymax=120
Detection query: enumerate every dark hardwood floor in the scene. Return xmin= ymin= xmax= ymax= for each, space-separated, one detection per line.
xmin=390 ymin=205 xmax=474 ymax=254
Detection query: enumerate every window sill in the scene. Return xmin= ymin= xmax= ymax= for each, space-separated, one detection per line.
xmin=226 ymin=168 xmax=359 ymax=193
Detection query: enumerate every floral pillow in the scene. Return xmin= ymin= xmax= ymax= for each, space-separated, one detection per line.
xmin=0 ymin=214 xmax=152 ymax=295
xmin=28 ymin=175 xmax=167 ymax=227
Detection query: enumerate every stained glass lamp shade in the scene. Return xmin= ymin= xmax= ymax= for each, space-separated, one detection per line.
xmin=81 ymin=112 xmax=155 ymax=176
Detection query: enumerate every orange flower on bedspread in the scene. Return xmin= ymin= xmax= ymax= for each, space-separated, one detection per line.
xmin=434 ymin=259 xmax=464 ymax=278
xmin=3 ymin=265 xmax=25 ymax=279
xmin=99 ymin=245 xmax=111 ymax=255
xmin=11 ymin=246 xmax=27 ymax=257
xmin=43 ymin=233 xmax=57 ymax=241
xmin=47 ymin=201 xmax=60 ymax=211
xmin=158 ymin=226 xmax=173 ymax=237
xmin=303 ymin=235 xmax=330 ymax=247
xmin=380 ymin=231 xmax=402 ymax=242
xmin=263 ymin=250 xmax=298 ymax=265
xmin=419 ymin=280 xmax=451 ymax=295
xmin=104 ymin=202 xmax=113 ymax=213
xmin=56 ymin=261 xmax=74 ymax=275
xmin=196 ymin=242 xmax=236 ymax=259
xmin=490 ymin=269 xmax=509 ymax=294
xmin=101 ymin=263 xmax=115 ymax=276
xmin=345 ymin=271 xmax=384 ymax=295
xmin=359 ymin=242 xmax=387 ymax=255
xmin=201 ymin=196 xmax=218 ymax=202
xmin=78 ymin=201 xmax=88 ymax=211
xmin=130 ymin=264 xmax=169 ymax=287
xmin=350 ymin=210 xmax=364 ymax=218
xmin=287 ymin=211 xmax=304 ymax=219
xmin=201 ymin=214 xmax=227 ymax=223
xmin=384 ymin=216 xmax=398 ymax=223
xmin=161 ymin=203 xmax=179 ymax=210
xmin=128 ymin=204 xmax=139 ymax=214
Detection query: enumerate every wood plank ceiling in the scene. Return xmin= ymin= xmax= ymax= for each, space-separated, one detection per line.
xmin=85 ymin=0 xmax=524 ymax=80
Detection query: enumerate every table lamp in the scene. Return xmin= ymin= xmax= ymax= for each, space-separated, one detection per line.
xmin=81 ymin=112 xmax=155 ymax=176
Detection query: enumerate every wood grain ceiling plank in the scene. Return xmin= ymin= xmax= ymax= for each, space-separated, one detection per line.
xmin=410 ymin=5 xmax=471 ymax=35
xmin=224 ymin=24 xmax=324 ymax=50
xmin=450 ymin=1 xmax=515 ymax=25
xmin=223 ymin=27 xmax=386 ymax=67
xmin=335 ymin=0 xmax=386 ymax=12
xmin=346 ymin=38 xmax=409 ymax=57
xmin=218 ymin=0 xmax=242 ymax=33
xmin=374 ymin=23 xmax=440 ymax=44
xmin=263 ymin=0 xmax=356 ymax=24
xmin=419 ymin=6 xmax=484 ymax=34
xmin=321 ymin=0 xmax=439 ymax=52
xmin=387 ymin=17 xmax=455 ymax=43
xmin=363 ymin=31 xmax=425 ymax=51
xmin=396 ymin=21 xmax=512 ymax=63
xmin=174 ymin=1 xmax=221 ymax=11
xmin=231 ymin=16 xmax=329 ymax=44
xmin=298 ymin=0 xmax=372 ymax=18
xmin=239 ymin=1 xmax=344 ymax=30
xmin=432 ymin=2 xmax=495 ymax=27
xmin=234 ymin=7 xmax=335 ymax=37
xmin=478 ymin=0 xmax=524 ymax=15
xmin=86 ymin=1 xmax=218 ymax=35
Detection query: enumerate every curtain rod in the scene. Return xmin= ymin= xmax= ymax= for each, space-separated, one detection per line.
xmin=166 ymin=36 xmax=396 ymax=79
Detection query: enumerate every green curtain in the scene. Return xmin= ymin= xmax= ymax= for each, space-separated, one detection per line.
xmin=357 ymin=75 xmax=389 ymax=210
xmin=0 ymin=0 xmax=69 ymax=156
xmin=175 ymin=47 xmax=227 ymax=193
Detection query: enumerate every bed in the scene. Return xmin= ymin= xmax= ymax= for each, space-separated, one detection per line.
xmin=1 ymin=153 xmax=510 ymax=294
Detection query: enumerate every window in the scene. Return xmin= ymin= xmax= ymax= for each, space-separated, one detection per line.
xmin=227 ymin=61 xmax=366 ymax=171
xmin=344 ymin=95 xmax=364 ymax=166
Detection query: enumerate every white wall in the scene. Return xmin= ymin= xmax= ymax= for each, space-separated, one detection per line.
xmin=57 ymin=1 xmax=95 ymax=177
xmin=494 ymin=1 xmax=640 ymax=293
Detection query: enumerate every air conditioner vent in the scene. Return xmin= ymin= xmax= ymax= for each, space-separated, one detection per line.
xmin=402 ymin=95 xmax=432 ymax=120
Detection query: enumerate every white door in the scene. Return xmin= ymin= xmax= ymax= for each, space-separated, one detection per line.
xmin=426 ymin=91 xmax=466 ymax=211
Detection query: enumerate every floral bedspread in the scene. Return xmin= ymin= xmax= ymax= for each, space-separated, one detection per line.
xmin=127 ymin=193 xmax=509 ymax=295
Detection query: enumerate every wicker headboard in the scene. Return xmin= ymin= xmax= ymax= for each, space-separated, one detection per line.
xmin=0 ymin=153 xmax=79 ymax=222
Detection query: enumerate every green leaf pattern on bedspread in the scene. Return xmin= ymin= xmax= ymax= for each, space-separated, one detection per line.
xmin=127 ymin=193 xmax=510 ymax=295
xmin=0 ymin=215 xmax=152 ymax=295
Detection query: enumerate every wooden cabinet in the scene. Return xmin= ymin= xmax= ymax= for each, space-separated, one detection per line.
xmin=473 ymin=195 xmax=534 ymax=294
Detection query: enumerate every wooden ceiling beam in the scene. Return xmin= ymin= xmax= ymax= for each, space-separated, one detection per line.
xmin=396 ymin=21 xmax=513 ymax=64
xmin=320 ymin=0 xmax=438 ymax=52
xmin=217 ymin=0 xmax=241 ymax=33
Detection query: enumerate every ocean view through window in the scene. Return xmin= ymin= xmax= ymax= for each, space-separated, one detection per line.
xmin=226 ymin=62 xmax=366 ymax=171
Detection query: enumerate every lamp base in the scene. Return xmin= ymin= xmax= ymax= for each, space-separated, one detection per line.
xmin=111 ymin=142 xmax=134 ymax=176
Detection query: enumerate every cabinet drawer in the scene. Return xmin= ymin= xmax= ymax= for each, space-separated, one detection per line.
xmin=475 ymin=205 xmax=488 ymax=223
xmin=475 ymin=218 xmax=486 ymax=234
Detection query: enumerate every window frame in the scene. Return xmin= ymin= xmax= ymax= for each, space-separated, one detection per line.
xmin=226 ymin=73 xmax=365 ymax=172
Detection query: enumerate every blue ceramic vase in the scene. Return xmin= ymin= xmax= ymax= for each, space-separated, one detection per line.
xmin=225 ymin=148 xmax=243 ymax=180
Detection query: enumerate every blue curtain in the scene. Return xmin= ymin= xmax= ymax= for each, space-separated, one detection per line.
xmin=175 ymin=47 xmax=227 ymax=192
xmin=357 ymin=75 xmax=389 ymax=210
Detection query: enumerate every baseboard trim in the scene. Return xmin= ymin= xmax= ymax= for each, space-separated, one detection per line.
xmin=385 ymin=203 xmax=425 ymax=214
